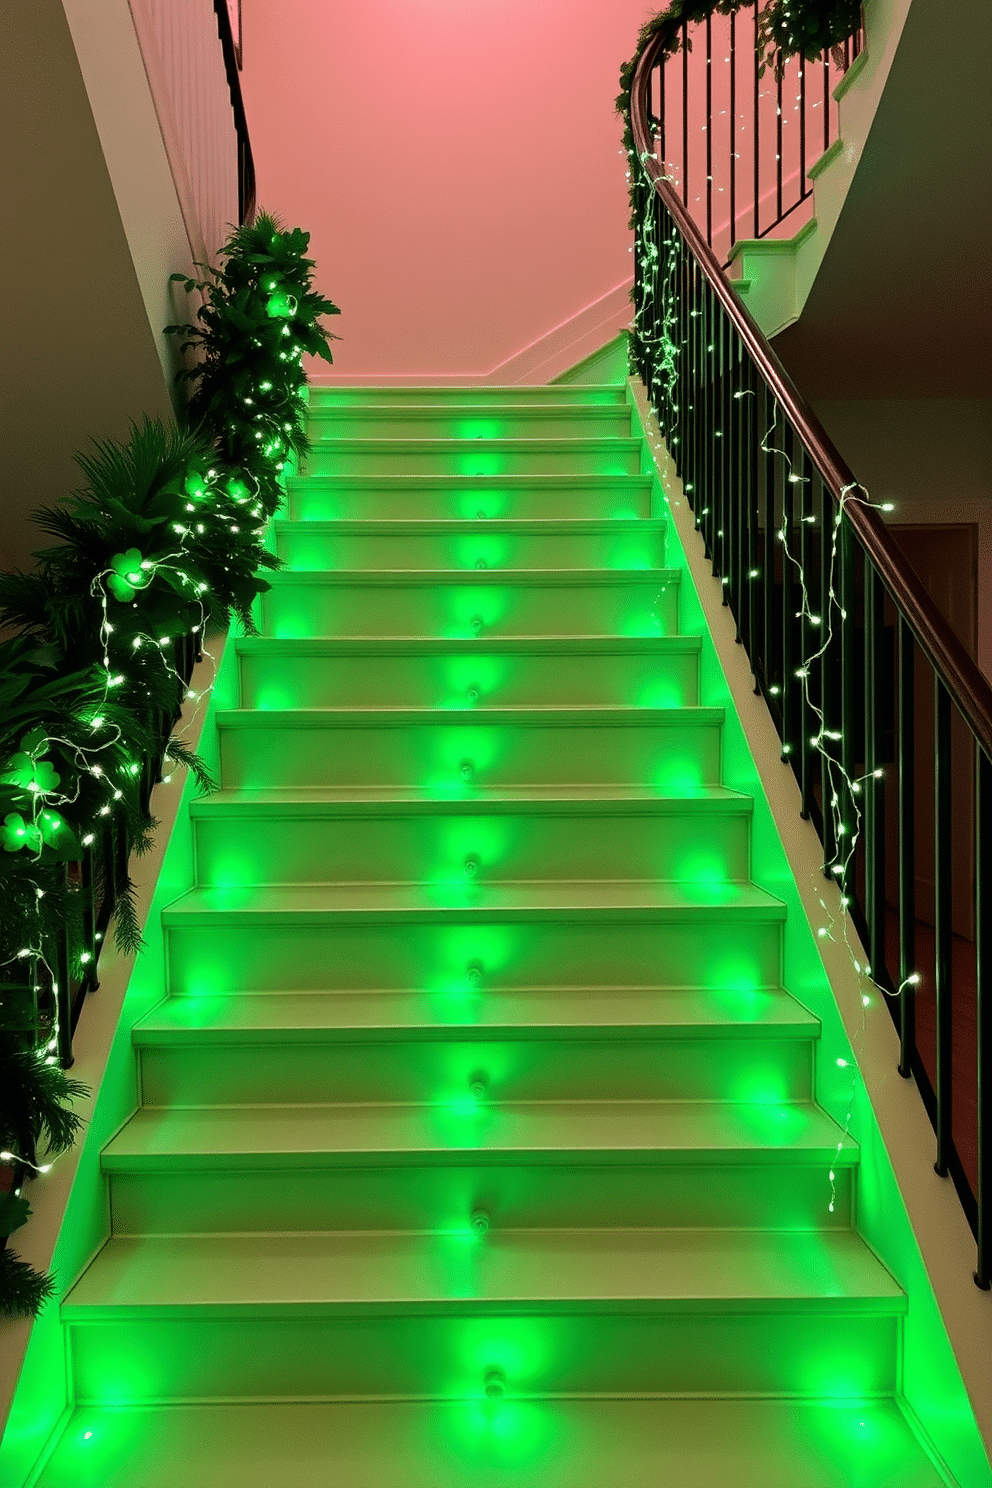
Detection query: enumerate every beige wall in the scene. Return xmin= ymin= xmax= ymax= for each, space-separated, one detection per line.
xmin=0 ymin=0 xmax=193 ymax=575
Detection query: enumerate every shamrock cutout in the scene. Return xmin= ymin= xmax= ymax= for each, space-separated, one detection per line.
xmin=265 ymin=289 xmax=297 ymax=320
xmin=184 ymin=470 xmax=211 ymax=502
xmin=108 ymin=549 xmax=152 ymax=602
xmin=2 ymin=813 xmax=42 ymax=853
xmin=0 ymin=753 xmax=61 ymax=795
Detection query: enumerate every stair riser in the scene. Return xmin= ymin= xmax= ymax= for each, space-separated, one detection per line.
xmin=68 ymin=1312 xmax=898 ymax=1402
xmin=165 ymin=917 xmax=783 ymax=996
xmin=260 ymin=578 xmax=679 ymax=640
xmin=274 ymin=527 xmax=669 ymax=572
xmin=288 ymin=482 xmax=652 ymax=522
xmin=238 ymin=648 xmax=700 ymax=710
xmin=191 ymin=808 xmax=750 ymax=887
xmin=307 ymin=412 xmax=632 ymax=439
xmin=303 ymin=445 xmax=643 ymax=478
xmin=308 ymin=388 xmax=628 ymax=408
xmin=109 ymin=1162 xmax=854 ymax=1237
xmin=138 ymin=1036 xmax=810 ymax=1107
xmin=217 ymin=719 xmax=723 ymax=791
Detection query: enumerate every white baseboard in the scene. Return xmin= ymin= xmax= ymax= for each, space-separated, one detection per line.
xmin=308 ymin=278 xmax=633 ymax=388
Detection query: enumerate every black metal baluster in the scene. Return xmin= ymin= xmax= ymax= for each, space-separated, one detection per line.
xmin=799 ymin=55 xmax=807 ymax=201
xmin=820 ymin=480 xmax=837 ymax=873
xmin=776 ymin=67 xmax=784 ymax=223
xmin=659 ymin=57 xmax=666 ymax=165
xmin=823 ymin=56 xmax=830 ymax=154
xmin=744 ymin=354 xmax=759 ymax=660
xmin=763 ymin=390 xmax=777 ymax=705
xmin=797 ymin=447 xmax=813 ymax=818
xmin=898 ymin=616 xmax=917 ymax=1077
xmin=976 ymin=744 xmax=991 ymax=1288
xmin=934 ymin=677 xmax=953 ymax=1177
xmin=780 ymin=424 xmax=796 ymax=765
xmin=56 ymin=914 xmax=72 ymax=1068
xmin=863 ymin=561 xmax=887 ymax=982
xmin=838 ymin=510 xmax=858 ymax=902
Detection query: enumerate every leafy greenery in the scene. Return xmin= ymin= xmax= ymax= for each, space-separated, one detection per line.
xmin=0 ymin=211 xmax=338 ymax=1317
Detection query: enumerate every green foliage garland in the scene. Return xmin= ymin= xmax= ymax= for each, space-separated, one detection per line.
xmin=0 ymin=212 xmax=339 ymax=1316
xmin=617 ymin=0 xmax=860 ymax=398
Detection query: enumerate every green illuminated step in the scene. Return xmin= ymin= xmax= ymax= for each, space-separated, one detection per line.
xmin=287 ymin=472 xmax=654 ymax=521
xmin=64 ymin=1228 xmax=902 ymax=1317
xmin=189 ymin=787 xmax=752 ymax=887
xmin=308 ymin=383 xmax=629 ymax=407
xmin=260 ymin=567 xmax=681 ymax=640
xmin=307 ymin=403 xmax=631 ymax=440
xmin=63 ymin=1309 xmax=899 ymax=1403
xmin=236 ymin=636 xmax=701 ymax=709
xmin=303 ymin=438 xmax=643 ymax=479
xmin=135 ymin=1003 xmax=811 ymax=1110
xmin=215 ymin=705 xmax=725 ymax=791
xmin=273 ymin=516 xmax=668 ymax=572
xmin=105 ymin=1095 xmax=857 ymax=1237
xmin=162 ymin=880 xmax=786 ymax=995
xmin=31 ymin=1398 xmax=950 ymax=1488
xmin=135 ymin=983 xmax=818 ymax=1039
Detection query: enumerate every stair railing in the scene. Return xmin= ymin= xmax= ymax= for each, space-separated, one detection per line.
xmin=642 ymin=4 xmax=861 ymax=265
xmin=630 ymin=30 xmax=992 ymax=1289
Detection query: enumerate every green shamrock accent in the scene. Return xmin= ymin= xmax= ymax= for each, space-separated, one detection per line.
xmin=265 ymin=289 xmax=296 ymax=319
xmin=2 ymin=813 xmax=42 ymax=853
xmin=184 ymin=470 xmax=210 ymax=501
xmin=107 ymin=548 xmax=151 ymax=603
xmin=0 ymin=753 xmax=61 ymax=795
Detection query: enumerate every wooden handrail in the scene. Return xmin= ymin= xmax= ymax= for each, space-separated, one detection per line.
xmin=631 ymin=30 xmax=992 ymax=759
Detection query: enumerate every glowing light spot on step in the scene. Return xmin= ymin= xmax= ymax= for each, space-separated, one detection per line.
xmin=620 ymin=607 xmax=668 ymax=638
xmin=677 ymin=850 xmax=729 ymax=886
xmin=741 ymin=1103 xmax=809 ymax=1145
xmin=730 ymin=1067 xmax=792 ymax=1106
xmin=458 ymin=451 xmax=503 ymax=477
xmin=457 ymin=488 xmax=509 ymax=520
xmin=442 ymin=588 xmax=510 ymax=639
xmin=634 ymin=678 xmax=683 ymax=709
xmin=445 ymin=1400 xmax=555 ymax=1470
xmin=456 ymin=420 xmax=504 ymax=441
xmin=425 ymin=731 xmax=501 ymax=792
xmin=652 ymin=759 xmax=703 ymax=794
xmin=254 ymin=683 xmax=297 ymax=711
xmin=452 ymin=534 xmax=510 ymax=570
xmin=82 ymin=1430 xmax=94 ymax=1441
xmin=288 ymin=540 xmax=338 ymax=570
xmin=437 ymin=656 xmax=506 ymax=710
xmin=273 ymin=609 xmax=314 ymax=639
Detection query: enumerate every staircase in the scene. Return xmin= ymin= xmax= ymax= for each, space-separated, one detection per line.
xmin=32 ymin=384 xmax=950 ymax=1486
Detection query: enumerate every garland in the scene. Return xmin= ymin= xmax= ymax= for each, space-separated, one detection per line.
xmin=617 ymin=0 xmax=860 ymax=397
xmin=0 ymin=212 xmax=339 ymax=1317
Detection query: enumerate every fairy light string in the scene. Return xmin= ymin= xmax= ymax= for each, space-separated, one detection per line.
xmin=0 ymin=212 xmax=339 ymax=1317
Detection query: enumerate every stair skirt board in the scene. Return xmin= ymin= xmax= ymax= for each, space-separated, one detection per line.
xmin=18 ymin=385 xmax=962 ymax=1488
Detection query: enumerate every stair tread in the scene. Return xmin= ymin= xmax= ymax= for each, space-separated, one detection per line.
xmin=302 ymin=436 xmax=642 ymax=450
xmin=134 ymin=985 xmax=817 ymax=1041
xmin=286 ymin=471 xmax=652 ymax=487
xmin=238 ymin=635 xmax=698 ymax=654
xmin=63 ymin=1229 xmax=903 ymax=1316
xmin=274 ymin=517 xmax=666 ymax=533
xmin=266 ymin=567 xmax=679 ymax=585
xmin=32 ymin=1399 xmax=949 ymax=1488
xmin=217 ymin=703 xmax=724 ymax=725
xmin=189 ymin=784 xmax=751 ymax=817
xmin=102 ymin=1099 xmax=857 ymax=1168
xmin=162 ymin=879 xmax=786 ymax=923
